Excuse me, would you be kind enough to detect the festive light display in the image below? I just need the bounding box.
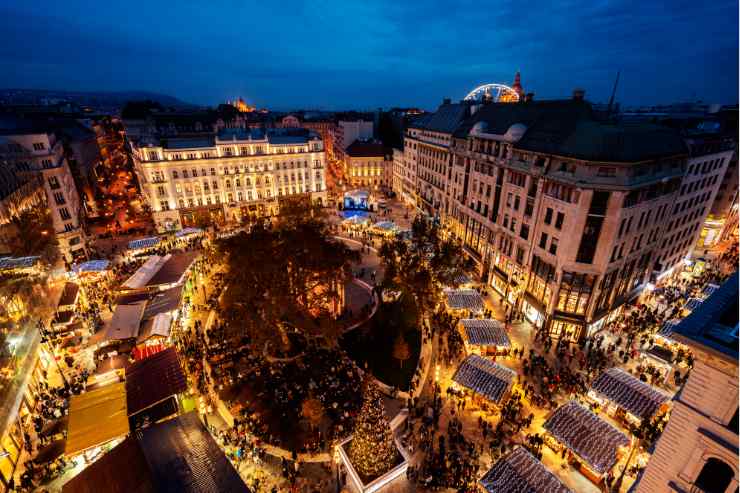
[479,447,572,493]
[348,378,400,480]
[452,355,515,404]
[444,288,484,312]
[461,319,511,348]
[591,368,670,421]
[544,400,629,474]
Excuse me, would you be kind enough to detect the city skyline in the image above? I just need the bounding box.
[1,0,738,110]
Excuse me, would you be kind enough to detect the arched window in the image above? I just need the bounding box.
[695,458,734,493]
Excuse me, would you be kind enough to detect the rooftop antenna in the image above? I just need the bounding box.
[607,71,620,115]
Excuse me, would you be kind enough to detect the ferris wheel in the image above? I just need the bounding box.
[463,83,520,103]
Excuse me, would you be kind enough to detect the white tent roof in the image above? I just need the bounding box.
[122,255,169,289]
[104,301,146,341]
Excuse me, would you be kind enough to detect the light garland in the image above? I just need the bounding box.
[453,355,515,404]
[544,400,629,475]
[590,368,670,421]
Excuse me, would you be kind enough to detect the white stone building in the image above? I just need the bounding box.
[634,273,738,493]
[129,127,327,231]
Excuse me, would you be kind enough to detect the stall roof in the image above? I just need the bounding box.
[126,347,187,416]
[53,310,75,326]
[480,447,572,493]
[0,255,39,271]
[544,400,629,475]
[65,382,129,456]
[137,313,173,343]
[127,236,161,250]
[58,282,80,308]
[142,285,183,319]
[461,319,511,347]
[444,289,484,312]
[137,412,250,492]
[452,355,515,404]
[121,255,168,289]
[62,437,154,493]
[71,260,110,274]
[591,368,670,421]
[145,251,198,287]
[63,413,250,493]
[104,301,146,341]
[175,227,203,238]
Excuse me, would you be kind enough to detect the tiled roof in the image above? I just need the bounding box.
[137,412,250,492]
[58,282,80,307]
[461,319,510,347]
[590,368,670,420]
[125,347,187,416]
[544,400,629,474]
[454,99,687,162]
[411,103,469,134]
[452,355,515,404]
[480,447,572,493]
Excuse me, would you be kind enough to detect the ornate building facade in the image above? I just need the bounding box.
[130,127,327,232]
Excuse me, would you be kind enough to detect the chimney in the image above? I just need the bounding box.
[524,92,534,102]
[443,97,451,105]
[572,88,586,101]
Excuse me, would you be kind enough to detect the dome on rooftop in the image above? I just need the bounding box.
[504,123,527,142]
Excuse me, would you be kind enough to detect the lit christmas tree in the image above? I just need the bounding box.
[348,377,399,479]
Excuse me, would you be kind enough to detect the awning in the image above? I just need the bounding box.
[65,382,129,456]
[71,260,110,274]
[104,302,146,341]
[121,255,167,289]
[127,236,161,251]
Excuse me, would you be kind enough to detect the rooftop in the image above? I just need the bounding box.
[461,319,511,347]
[345,140,386,158]
[479,447,572,493]
[410,102,470,134]
[672,272,739,359]
[590,368,670,420]
[455,99,688,163]
[125,347,187,416]
[544,400,629,474]
[452,355,515,404]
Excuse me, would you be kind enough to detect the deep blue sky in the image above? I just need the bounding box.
[1,0,737,110]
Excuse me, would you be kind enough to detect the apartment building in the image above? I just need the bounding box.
[129,127,327,232]
[634,273,738,493]
[439,97,729,342]
[0,129,86,262]
[343,140,390,191]
[405,100,470,217]
[332,120,373,163]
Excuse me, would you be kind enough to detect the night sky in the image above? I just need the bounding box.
[1,0,737,110]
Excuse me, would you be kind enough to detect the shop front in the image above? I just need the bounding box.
[548,314,585,343]
[522,295,545,329]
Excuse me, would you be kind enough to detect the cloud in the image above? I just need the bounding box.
[0,0,736,109]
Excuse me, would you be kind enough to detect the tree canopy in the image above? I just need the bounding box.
[216,196,358,344]
[379,215,464,316]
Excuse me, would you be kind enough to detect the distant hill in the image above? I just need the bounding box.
[0,89,197,112]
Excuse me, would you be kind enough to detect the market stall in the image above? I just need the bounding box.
[479,446,572,493]
[459,319,511,356]
[65,382,129,458]
[543,400,630,485]
[444,289,484,315]
[588,368,670,426]
[452,355,515,406]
